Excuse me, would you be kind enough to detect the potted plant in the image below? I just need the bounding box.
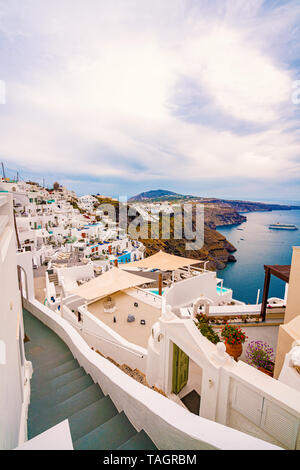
[221,324,247,361]
[245,341,275,377]
[195,314,221,345]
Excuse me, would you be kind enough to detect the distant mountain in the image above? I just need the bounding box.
[128,189,194,202]
[129,189,300,211]
[202,198,300,212]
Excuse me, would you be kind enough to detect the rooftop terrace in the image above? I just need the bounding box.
[87,291,161,349]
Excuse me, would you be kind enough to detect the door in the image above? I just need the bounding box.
[172,343,189,395]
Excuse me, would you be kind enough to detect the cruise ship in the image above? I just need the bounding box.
[269,223,298,230]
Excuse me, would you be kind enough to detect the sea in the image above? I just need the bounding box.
[217,208,300,304]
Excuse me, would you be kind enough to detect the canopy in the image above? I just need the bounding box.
[122,250,201,271]
[70,267,153,302]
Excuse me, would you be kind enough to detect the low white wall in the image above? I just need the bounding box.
[209,304,260,316]
[23,297,278,450]
[56,263,94,285]
[0,196,30,450]
[126,288,162,309]
[225,363,300,449]
[165,272,226,309]
[16,420,73,450]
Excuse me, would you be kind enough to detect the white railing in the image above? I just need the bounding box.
[127,287,163,308]
[208,304,261,316]
[0,214,8,237]
[77,304,147,371]
[62,305,146,361]
[82,328,145,359]
[0,193,10,237]
[0,193,8,208]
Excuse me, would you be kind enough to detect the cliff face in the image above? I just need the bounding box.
[204,203,247,228]
[140,225,237,271]
[95,194,300,272]
[95,196,239,271]
[198,226,237,270]
[203,198,300,212]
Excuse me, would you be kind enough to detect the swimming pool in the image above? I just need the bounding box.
[149,286,230,296]
[216,286,231,294]
[118,252,131,264]
[149,289,165,295]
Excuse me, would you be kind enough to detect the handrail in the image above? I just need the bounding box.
[134,287,162,300]
[81,327,145,358]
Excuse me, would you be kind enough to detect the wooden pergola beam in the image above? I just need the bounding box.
[266,265,290,284]
[158,273,163,296]
[260,264,290,322]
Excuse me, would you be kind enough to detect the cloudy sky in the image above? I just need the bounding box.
[0,0,300,200]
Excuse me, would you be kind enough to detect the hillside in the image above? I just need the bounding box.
[140,226,237,271]
[129,189,193,202]
[129,189,300,212]
[129,212,238,271]
[94,193,299,271]
[203,202,247,228]
[203,198,300,213]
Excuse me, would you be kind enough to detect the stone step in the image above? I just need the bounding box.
[73,411,137,450]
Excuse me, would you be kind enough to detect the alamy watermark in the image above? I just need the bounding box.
[98,197,205,251]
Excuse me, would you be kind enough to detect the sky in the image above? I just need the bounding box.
[0,0,300,200]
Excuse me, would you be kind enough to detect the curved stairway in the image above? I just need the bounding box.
[23,309,157,450]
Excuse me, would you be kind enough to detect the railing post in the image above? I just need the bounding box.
[261,266,271,322]
[158,273,163,296]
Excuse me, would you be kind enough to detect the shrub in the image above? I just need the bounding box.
[221,324,247,345]
[195,314,220,345]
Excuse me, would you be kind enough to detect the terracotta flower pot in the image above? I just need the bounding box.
[258,361,274,377]
[225,341,243,361]
[258,367,273,377]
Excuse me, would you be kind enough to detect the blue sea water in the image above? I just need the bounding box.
[217,210,300,304]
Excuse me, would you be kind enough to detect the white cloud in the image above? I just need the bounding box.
[183,26,292,123]
[0,0,299,193]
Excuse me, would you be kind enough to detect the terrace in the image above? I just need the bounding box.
[87,290,161,349]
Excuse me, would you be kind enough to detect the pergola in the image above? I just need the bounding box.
[123,250,202,271]
[261,265,291,322]
[70,267,154,303]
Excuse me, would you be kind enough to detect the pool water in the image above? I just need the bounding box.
[149,287,229,296]
[118,251,131,263]
[216,286,231,294]
[150,289,165,295]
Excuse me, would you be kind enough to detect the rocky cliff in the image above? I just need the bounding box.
[203,203,247,228]
[95,196,239,271]
[139,222,237,271]
[95,194,300,272]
